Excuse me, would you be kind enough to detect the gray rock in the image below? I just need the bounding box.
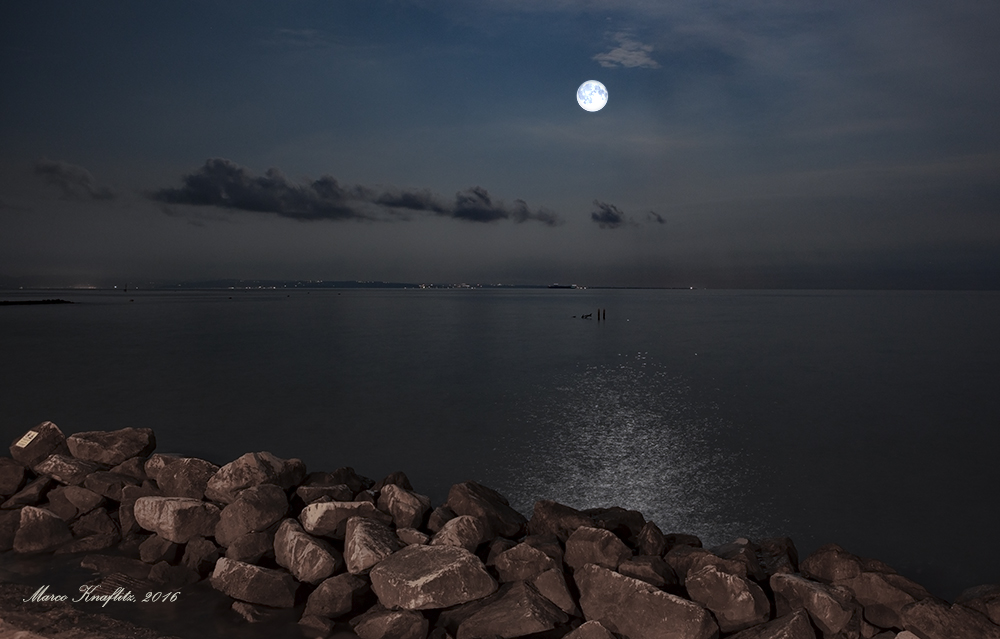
[901,598,1000,639]
[528,499,592,542]
[83,471,141,501]
[398,527,430,545]
[531,567,580,617]
[956,584,1000,625]
[299,500,393,540]
[13,506,73,553]
[686,563,770,633]
[304,572,372,619]
[445,481,527,540]
[210,556,298,608]
[139,534,182,564]
[800,543,864,584]
[637,521,668,557]
[369,544,497,610]
[155,457,219,500]
[133,496,220,543]
[771,572,859,637]
[1,475,55,509]
[430,515,486,553]
[205,451,305,504]
[226,530,275,563]
[564,621,617,639]
[9,421,71,468]
[33,454,101,486]
[66,428,156,466]
[214,483,288,547]
[575,563,719,639]
[727,609,817,639]
[564,525,632,571]
[274,518,344,584]
[617,555,677,589]
[427,504,457,533]
[352,606,429,639]
[378,483,432,529]
[494,542,558,582]
[0,457,28,496]
[346,516,401,575]
[109,457,148,482]
[456,581,569,639]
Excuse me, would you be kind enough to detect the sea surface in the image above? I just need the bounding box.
[2,287,999,624]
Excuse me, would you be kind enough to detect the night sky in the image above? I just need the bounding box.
[2,1,999,288]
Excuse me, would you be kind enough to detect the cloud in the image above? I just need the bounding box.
[591,200,633,229]
[647,211,665,224]
[593,32,661,69]
[34,159,115,201]
[150,158,561,226]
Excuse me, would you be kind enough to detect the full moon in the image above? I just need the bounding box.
[577,80,608,112]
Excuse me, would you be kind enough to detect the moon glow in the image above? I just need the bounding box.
[577,80,608,112]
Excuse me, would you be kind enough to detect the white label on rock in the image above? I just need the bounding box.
[15,431,39,448]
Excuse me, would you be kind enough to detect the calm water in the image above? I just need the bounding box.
[2,288,999,610]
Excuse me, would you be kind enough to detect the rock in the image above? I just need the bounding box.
[456,581,569,639]
[143,453,181,483]
[665,545,747,584]
[43,486,82,521]
[210,557,298,608]
[430,515,486,553]
[0,509,20,550]
[0,457,28,496]
[355,489,377,504]
[83,471,141,501]
[531,567,580,617]
[61,485,105,514]
[80,554,152,580]
[637,521,668,557]
[756,537,800,577]
[565,621,617,639]
[322,467,375,494]
[494,542,558,582]
[274,518,344,584]
[686,563,770,633]
[836,571,934,629]
[727,609,817,639]
[373,470,414,493]
[296,483,354,504]
[565,526,632,571]
[204,451,305,504]
[800,543,863,584]
[299,500,393,540]
[232,601,282,623]
[155,457,219,500]
[771,572,858,637]
[664,533,703,551]
[575,564,718,639]
[528,499,593,542]
[378,483,432,529]
[13,506,73,553]
[369,544,497,610]
[118,483,161,535]
[584,506,646,546]
[66,428,156,466]
[139,534,182,564]
[398,527,430,545]
[9,422,71,468]
[33,454,101,486]
[956,584,1000,625]
[523,533,564,565]
[352,606,429,639]
[901,598,1000,639]
[299,614,337,637]
[214,483,288,547]
[617,555,678,589]
[1,476,55,509]
[109,457,148,482]
[70,507,119,538]
[711,539,767,582]
[54,532,120,554]
[304,572,373,618]
[182,536,220,576]
[445,481,527,540]
[226,530,275,563]
[346,516,401,575]
[133,496,220,543]
[484,537,518,567]
[149,561,201,586]
[427,505,457,533]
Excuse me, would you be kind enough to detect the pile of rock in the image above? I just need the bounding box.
[3,422,999,639]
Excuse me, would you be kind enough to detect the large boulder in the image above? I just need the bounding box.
[139,534,182,564]
[494,542,559,582]
[61,485,105,514]
[665,545,747,584]
[299,500,393,540]
[225,530,275,564]
[565,526,632,571]
[214,483,288,547]
[564,621,618,639]
[378,484,431,529]
[83,471,141,501]
[710,539,767,582]
[456,581,570,639]
[118,483,162,535]
[274,518,343,584]
[346,516,401,575]
[33,455,100,486]
[13,505,73,553]
[617,555,677,589]
[836,571,934,629]
[445,481,527,540]
[0,457,28,496]
[182,536,221,576]
[210,557,298,608]
[66,428,156,466]
[528,499,593,542]
[584,506,646,546]
[531,567,580,617]
[205,452,305,504]
[636,521,668,557]
[1,476,55,509]
[430,515,486,553]
[9,422,71,468]
[369,544,497,610]
[133,496,220,543]
[956,584,1000,625]
[304,573,372,619]
[685,564,770,633]
[155,457,220,500]
[70,507,118,538]
[771,573,859,637]
[756,537,800,577]
[727,609,816,639]
[800,544,863,584]
[351,606,429,639]
[901,598,1000,639]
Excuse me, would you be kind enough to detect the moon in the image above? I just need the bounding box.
[577,80,608,112]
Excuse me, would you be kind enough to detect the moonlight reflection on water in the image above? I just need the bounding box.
[503,352,769,546]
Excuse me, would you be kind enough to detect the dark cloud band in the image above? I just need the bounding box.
[35,159,115,201]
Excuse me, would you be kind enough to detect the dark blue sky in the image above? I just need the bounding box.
[2,0,999,287]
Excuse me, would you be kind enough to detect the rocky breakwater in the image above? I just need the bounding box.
[2,421,1000,639]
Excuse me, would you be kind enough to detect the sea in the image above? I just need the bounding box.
[1,287,998,635]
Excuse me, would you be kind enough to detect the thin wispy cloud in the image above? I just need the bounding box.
[34,159,115,201]
[150,158,562,226]
[591,200,634,229]
[593,32,661,69]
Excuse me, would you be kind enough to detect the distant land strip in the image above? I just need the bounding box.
[0,299,74,305]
